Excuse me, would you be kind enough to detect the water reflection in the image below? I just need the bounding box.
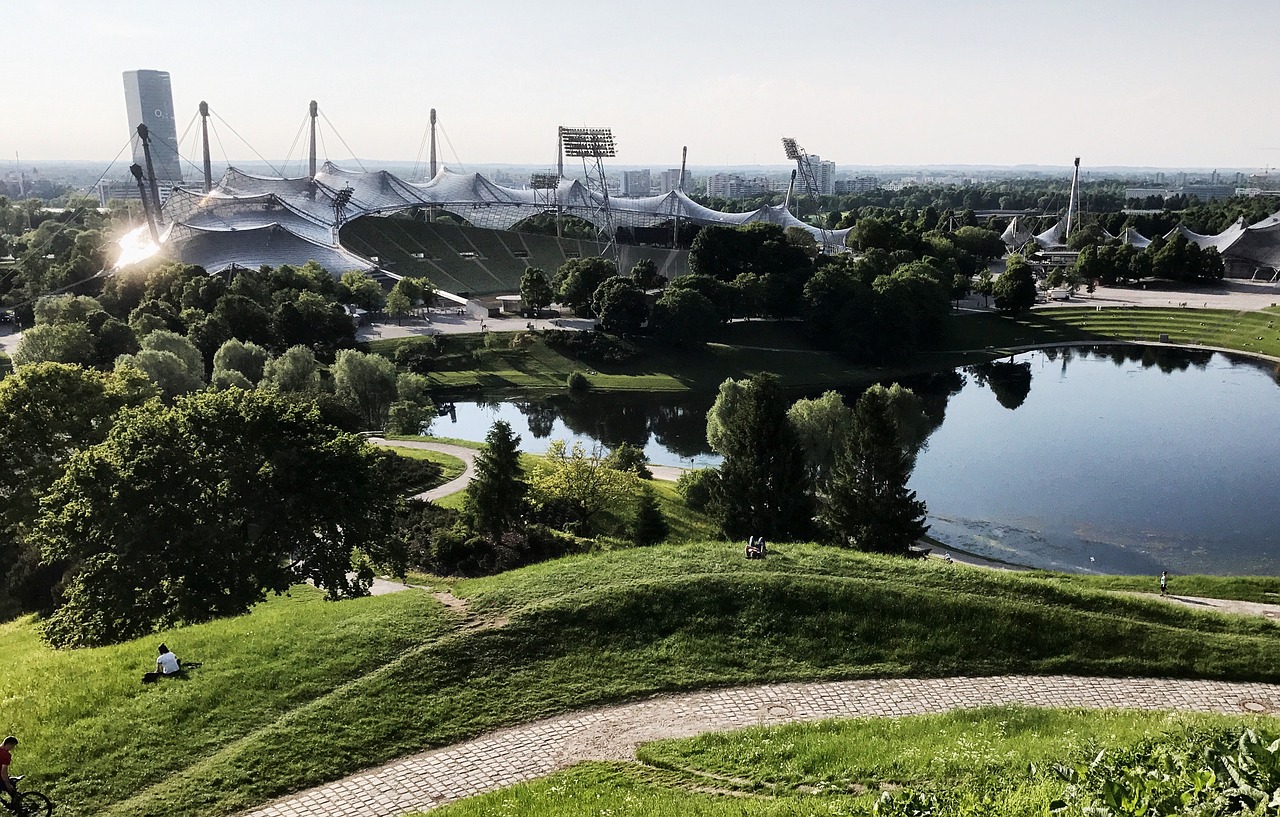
[435,346,1280,574]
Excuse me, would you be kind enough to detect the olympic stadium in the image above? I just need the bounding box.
[147,161,851,298]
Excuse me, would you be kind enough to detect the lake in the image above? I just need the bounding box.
[430,346,1280,575]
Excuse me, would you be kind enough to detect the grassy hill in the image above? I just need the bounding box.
[426,707,1274,816]
[6,544,1280,817]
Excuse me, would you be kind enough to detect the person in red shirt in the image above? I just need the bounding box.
[0,736,17,800]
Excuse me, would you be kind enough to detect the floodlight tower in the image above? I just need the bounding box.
[332,185,355,227]
[782,136,836,254]
[1064,157,1081,241]
[559,125,618,267]
[530,173,560,219]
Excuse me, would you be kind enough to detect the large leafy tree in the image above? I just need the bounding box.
[36,388,394,647]
[648,287,719,346]
[707,373,812,540]
[993,254,1038,313]
[820,384,928,554]
[519,267,554,317]
[463,420,527,541]
[529,440,638,533]
[332,349,398,429]
[591,275,648,334]
[555,257,616,317]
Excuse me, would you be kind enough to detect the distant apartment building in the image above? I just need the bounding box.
[621,169,652,197]
[705,173,771,199]
[659,168,685,193]
[834,176,879,195]
[799,155,835,195]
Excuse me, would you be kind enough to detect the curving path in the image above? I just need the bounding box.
[242,675,1280,817]
[371,438,479,501]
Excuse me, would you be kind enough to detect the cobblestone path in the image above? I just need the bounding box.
[243,675,1280,817]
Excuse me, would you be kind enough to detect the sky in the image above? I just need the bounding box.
[4,0,1278,172]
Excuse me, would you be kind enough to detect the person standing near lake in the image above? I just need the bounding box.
[1160,571,1169,596]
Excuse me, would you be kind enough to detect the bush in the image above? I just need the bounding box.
[603,442,652,479]
[373,449,442,496]
[393,338,441,374]
[543,329,641,363]
[676,468,719,512]
[566,370,591,391]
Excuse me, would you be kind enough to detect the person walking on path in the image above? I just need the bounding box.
[1160,571,1169,596]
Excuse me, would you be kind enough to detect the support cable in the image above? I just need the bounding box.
[208,108,284,176]
[318,109,366,172]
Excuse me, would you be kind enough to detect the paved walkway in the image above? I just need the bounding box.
[242,675,1280,817]
[371,438,478,501]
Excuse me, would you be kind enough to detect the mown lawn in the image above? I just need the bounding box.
[944,306,1280,359]
[425,707,1278,817]
[365,306,1280,398]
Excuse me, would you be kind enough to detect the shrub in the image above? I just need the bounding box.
[543,329,640,363]
[566,370,591,391]
[393,338,441,374]
[603,442,652,479]
[373,448,443,496]
[676,468,719,512]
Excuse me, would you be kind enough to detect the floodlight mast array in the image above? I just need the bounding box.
[559,126,619,267]
[782,137,836,254]
[530,172,561,238]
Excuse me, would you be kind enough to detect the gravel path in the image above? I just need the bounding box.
[242,675,1280,817]
[371,438,478,501]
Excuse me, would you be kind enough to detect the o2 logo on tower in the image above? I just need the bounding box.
[155,109,165,119]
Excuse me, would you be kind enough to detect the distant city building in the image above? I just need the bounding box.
[659,168,685,193]
[123,70,183,184]
[1124,185,1237,203]
[798,154,835,195]
[834,176,879,194]
[621,169,651,197]
[705,173,770,199]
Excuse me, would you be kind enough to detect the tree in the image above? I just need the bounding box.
[649,288,719,346]
[592,275,648,334]
[462,420,527,541]
[975,270,995,306]
[631,487,668,546]
[707,373,812,540]
[668,274,735,321]
[555,257,616,317]
[385,287,412,325]
[212,338,268,385]
[993,254,1037,313]
[787,390,855,493]
[140,329,205,380]
[340,270,387,312]
[386,372,435,435]
[519,267,554,317]
[261,345,322,392]
[11,323,94,367]
[33,294,104,326]
[731,273,768,318]
[36,388,394,647]
[529,440,639,533]
[332,349,398,429]
[629,258,659,290]
[820,384,928,554]
[603,442,652,479]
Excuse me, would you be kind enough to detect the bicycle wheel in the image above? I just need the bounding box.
[14,791,53,817]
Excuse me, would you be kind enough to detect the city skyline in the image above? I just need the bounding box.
[5,0,1279,172]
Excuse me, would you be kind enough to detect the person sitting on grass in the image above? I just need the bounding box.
[143,644,197,683]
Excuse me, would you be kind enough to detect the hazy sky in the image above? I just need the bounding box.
[5,0,1277,171]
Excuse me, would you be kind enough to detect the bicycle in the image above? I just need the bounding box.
[0,777,53,816]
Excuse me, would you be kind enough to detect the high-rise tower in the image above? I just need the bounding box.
[123,70,183,184]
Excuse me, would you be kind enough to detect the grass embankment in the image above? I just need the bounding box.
[6,544,1271,816]
[368,306,1280,398]
[426,707,1273,816]
[946,306,1280,359]
[382,444,467,485]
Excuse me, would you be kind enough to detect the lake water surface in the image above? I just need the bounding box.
[432,346,1280,575]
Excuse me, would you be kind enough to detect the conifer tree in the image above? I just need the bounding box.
[821,384,928,553]
[463,420,526,541]
[631,487,668,546]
